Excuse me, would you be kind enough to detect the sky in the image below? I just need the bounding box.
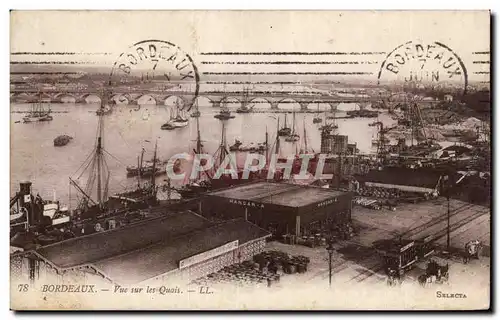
[10,11,490,84]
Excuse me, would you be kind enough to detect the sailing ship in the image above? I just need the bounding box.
[176,116,211,199]
[285,111,300,142]
[313,103,322,123]
[319,111,338,132]
[70,91,158,222]
[278,114,292,136]
[236,87,253,113]
[126,146,167,177]
[22,101,53,123]
[229,137,267,153]
[161,100,189,130]
[214,101,235,120]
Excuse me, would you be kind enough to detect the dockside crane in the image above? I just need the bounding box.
[369,121,396,162]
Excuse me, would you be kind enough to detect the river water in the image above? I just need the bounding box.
[10,102,396,205]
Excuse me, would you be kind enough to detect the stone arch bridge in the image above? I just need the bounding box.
[10,89,430,110]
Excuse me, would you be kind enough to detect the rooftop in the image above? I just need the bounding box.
[32,212,271,285]
[207,182,347,208]
[93,219,270,285]
[35,211,213,269]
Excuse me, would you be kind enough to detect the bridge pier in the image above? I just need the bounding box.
[358,102,370,110]
[330,102,339,111]
[211,99,222,108]
[299,103,309,111]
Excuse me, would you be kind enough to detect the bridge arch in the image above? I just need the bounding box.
[79,94,102,104]
[336,102,360,112]
[12,92,32,102]
[136,94,157,105]
[305,101,332,111]
[111,94,130,105]
[53,92,78,103]
[163,95,184,107]
[276,98,302,111]
[39,92,52,102]
[193,96,212,109]
[248,97,272,109]
[213,96,241,109]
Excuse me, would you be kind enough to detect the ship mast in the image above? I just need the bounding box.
[151,140,158,188]
[265,126,269,163]
[70,88,111,211]
[275,117,280,155]
[303,118,308,153]
[96,113,104,204]
[217,122,229,168]
[195,116,202,181]
[196,116,202,155]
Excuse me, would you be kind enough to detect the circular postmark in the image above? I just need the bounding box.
[109,40,199,111]
[378,41,468,96]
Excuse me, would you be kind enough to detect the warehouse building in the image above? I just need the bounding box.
[11,211,271,286]
[200,182,353,237]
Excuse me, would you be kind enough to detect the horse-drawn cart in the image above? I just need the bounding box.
[418,259,449,287]
[463,240,482,264]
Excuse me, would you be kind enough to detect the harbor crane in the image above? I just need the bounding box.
[369,121,397,162]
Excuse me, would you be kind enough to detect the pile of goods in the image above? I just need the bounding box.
[354,197,382,210]
[254,251,310,275]
[296,235,327,248]
[357,186,403,199]
[357,187,431,204]
[191,251,310,288]
[331,223,356,240]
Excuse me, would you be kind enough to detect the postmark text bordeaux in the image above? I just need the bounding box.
[110,40,199,110]
[378,41,468,94]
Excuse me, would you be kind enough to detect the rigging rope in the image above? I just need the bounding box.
[102,149,127,168]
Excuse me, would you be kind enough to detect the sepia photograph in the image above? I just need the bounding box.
[8,10,491,310]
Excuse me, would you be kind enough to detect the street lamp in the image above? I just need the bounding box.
[326,239,335,287]
[442,174,455,253]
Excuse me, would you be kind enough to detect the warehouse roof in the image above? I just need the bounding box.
[93,219,270,285]
[207,182,348,208]
[355,167,443,190]
[31,212,270,285]
[35,211,213,269]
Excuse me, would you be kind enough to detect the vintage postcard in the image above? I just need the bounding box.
[9,10,491,310]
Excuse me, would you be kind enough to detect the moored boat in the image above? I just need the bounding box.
[53,135,73,147]
[284,111,300,142]
[278,114,292,136]
[214,109,235,120]
[313,103,322,123]
[22,101,53,123]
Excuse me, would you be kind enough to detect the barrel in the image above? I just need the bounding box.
[276,264,284,276]
[297,263,307,273]
[267,277,275,287]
